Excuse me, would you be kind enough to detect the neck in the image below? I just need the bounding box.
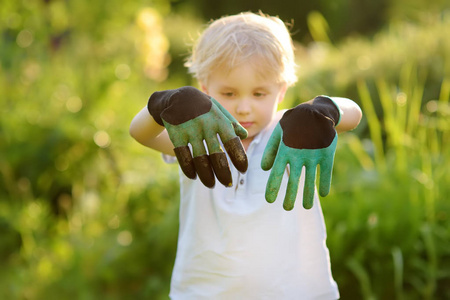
[241,137,253,151]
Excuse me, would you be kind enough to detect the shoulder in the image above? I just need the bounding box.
[275,109,287,121]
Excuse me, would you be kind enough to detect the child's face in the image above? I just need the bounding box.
[202,63,287,148]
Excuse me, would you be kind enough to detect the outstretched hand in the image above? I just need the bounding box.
[261,96,341,210]
[148,87,248,188]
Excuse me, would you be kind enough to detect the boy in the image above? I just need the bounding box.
[130,12,362,299]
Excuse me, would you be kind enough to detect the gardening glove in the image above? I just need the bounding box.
[147,86,248,188]
[261,96,342,210]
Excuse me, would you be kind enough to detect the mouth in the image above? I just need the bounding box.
[239,122,254,129]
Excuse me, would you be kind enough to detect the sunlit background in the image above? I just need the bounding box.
[1,0,449,299]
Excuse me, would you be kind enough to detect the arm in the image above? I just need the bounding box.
[129,106,175,156]
[332,97,363,133]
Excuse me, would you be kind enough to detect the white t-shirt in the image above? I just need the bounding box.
[165,110,339,300]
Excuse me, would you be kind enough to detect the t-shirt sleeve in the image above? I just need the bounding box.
[162,153,177,164]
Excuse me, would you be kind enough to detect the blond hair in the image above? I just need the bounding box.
[185,12,297,86]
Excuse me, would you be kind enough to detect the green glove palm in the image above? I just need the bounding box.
[148,86,248,188]
[261,96,341,210]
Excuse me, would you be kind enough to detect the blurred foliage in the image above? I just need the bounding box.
[291,11,450,111]
[1,0,449,299]
[173,0,388,42]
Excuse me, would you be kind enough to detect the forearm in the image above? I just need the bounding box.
[129,106,175,155]
[330,97,362,133]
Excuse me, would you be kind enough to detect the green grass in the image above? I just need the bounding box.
[324,68,450,299]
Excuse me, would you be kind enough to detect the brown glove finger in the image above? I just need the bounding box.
[174,146,197,180]
[223,136,248,173]
[203,130,232,187]
[193,155,215,188]
[209,152,232,187]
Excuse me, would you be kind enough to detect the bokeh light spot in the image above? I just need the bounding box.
[66,96,83,113]
[17,30,34,48]
[115,64,131,80]
[117,231,133,246]
[94,131,111,148]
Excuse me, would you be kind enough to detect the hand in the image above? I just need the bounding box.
[261,96,341,210]
[148,86,248,188]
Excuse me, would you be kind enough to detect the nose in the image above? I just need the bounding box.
[236,98,251,115]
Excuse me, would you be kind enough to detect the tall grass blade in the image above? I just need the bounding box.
[421,224,437,300]
[392,247,404,300]
[396,64,413,140]
[407,69,426,136]
[439,77,450,104]
[376,79,394,143]
[347,258,375,300]
[376,79,406,172]
[357,80,386,171]
[438,77,450,151]
[307,11,332,44]
[346,134,375,170]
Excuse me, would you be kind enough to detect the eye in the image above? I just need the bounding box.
[221,92,235,97]
[254,92,267,98]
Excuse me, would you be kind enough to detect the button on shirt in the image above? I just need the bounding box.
[164,110,339,300]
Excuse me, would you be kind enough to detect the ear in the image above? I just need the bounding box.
[277,83,288,103]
